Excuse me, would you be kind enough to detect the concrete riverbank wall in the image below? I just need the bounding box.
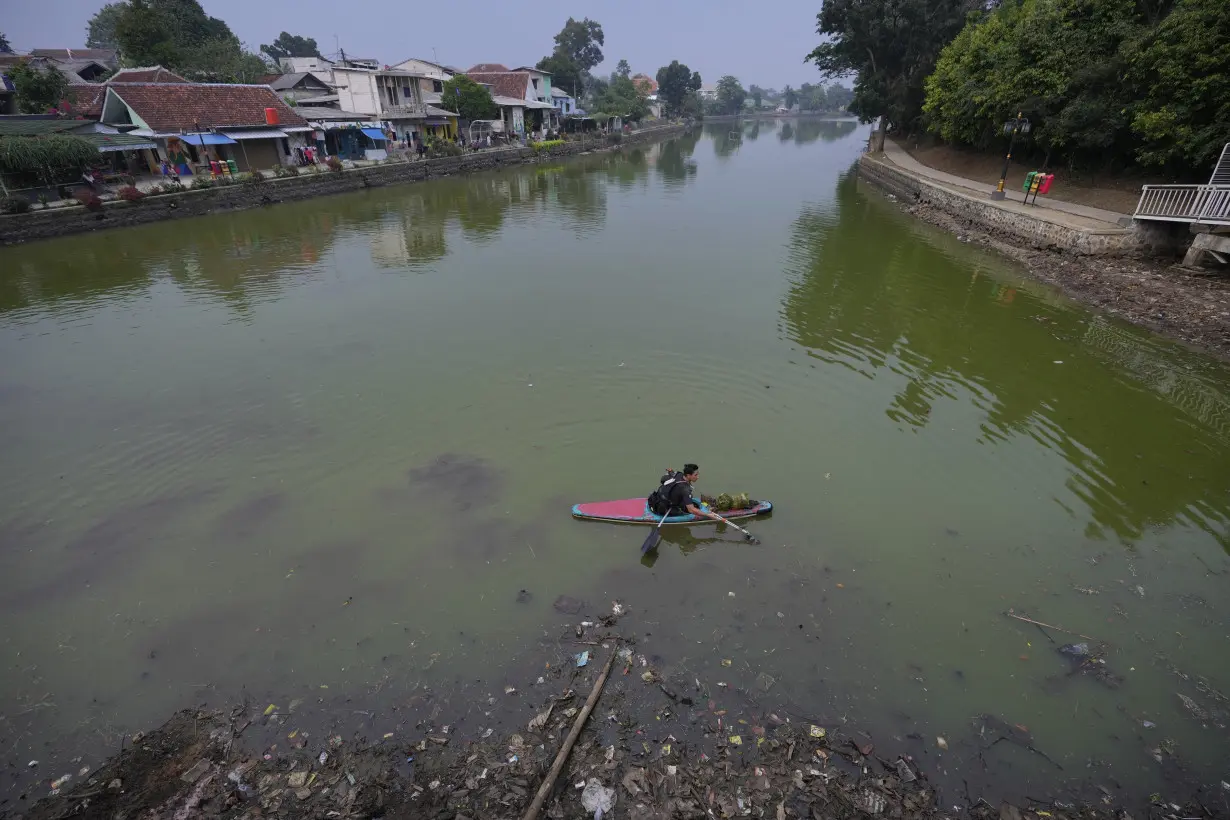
[0,124,687,246]
[857,153,1189,258]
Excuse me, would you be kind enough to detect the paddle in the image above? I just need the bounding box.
[641,509,672,554]
[707,510,761,544]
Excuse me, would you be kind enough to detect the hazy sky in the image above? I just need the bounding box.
[3,0,827,89]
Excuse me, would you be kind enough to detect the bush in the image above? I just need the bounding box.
[606,132,623,145]
[326,156,344,173]
[1,195,31,214]
[192,176,213,189]
[245,170,266,184]
[73,188,103,211]
[531,139,565,153]
[425,137,462,158]
[273,164,300,178]
[117,185,146,202]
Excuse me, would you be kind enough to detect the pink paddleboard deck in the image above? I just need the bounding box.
[571,498,773,525]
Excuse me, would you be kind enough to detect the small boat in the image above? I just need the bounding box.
[571,498,773,525]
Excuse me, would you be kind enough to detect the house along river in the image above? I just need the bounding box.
[1,120,1227,809]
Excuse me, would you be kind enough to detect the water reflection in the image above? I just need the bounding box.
[781,172,1230,550]
[656,131,701,189]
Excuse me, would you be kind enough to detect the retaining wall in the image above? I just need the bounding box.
[0,125,687,246]
[857,153,1185,258]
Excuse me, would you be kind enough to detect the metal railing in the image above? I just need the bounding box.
[1134,184,1230,225]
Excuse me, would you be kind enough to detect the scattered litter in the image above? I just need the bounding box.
[896,759,916,782]
[263,704,277,716]
[936,736,948,750]
[581,778,617,818]
[180,760,211,784]
[612,601,625,616]
[728,591,736,598]
[287,772,307,789]
[318,751,328,765]
[50,774,72,791]
[721,659,733,667]
[504,686,517,695]
[1142,720,1156,729]
[809,725,826,739]
[576,650,590,668]
[729,735,742,746]
[508,755,519,764]
[1059,643,1090,658]
[27,761,38,768]
[1053,360,1064,364]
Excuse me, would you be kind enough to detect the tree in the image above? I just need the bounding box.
[442,74,498,121]
[1129,0,1230,171]
[537,52,582,99]
[115,0,269,83]
[553,17,605,72]
[655,60,702,115]
[592,75,648,121]
[86,2,127,50]
[716,75,747,115]
[806,0,978,131]
[260,31,320,64]
[784,85,798,109]
[923,0,1144,170]
[182,36,269,82]
[615,59,631,78]
[0,30,12,52]
[9,60,71,114]
[749,84,766,108]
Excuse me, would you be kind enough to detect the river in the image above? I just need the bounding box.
[1,119,1227,808]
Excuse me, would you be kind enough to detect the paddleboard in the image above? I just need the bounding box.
[571,498,773,525]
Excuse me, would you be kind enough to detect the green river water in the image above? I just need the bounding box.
[1,120,1228,808]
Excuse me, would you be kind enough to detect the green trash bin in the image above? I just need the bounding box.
[1022,171,1038,193]
[226,159,239,177]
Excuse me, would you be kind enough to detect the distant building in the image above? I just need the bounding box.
[700,83,719,100]
[550,86,576,116]
[260,71,333,103]
[333,66,457,142]
[30,48,119,69]
[99,82,312,173]
[109,66,190,84]
[465,65,558,137]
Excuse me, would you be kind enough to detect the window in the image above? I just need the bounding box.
[532,78,539,90]
[433,80,443,93]
[403,85,413,100]
[281,138,290,156]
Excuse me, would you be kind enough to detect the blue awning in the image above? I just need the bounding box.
[360,128,387,140]
[179,133,238,145]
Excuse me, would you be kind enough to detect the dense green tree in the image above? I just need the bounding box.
[784,85,798,109]
[86,3,128,50]
[442,74,498,121]
[553,17,605,72]
[655,60,702,115]
[537,52,582,98]
[584,74,608,108]
[1128,0,1230,171]
[615,59,630,78]
[715,75,747,115]
[116,0,179,66]
[806,0,978,130]
[9,60,70,113]
[115,0,268,82]
[923,0,1147,170]
[592,75,648,121]
[0,30,12,52]
[260,32,320,64]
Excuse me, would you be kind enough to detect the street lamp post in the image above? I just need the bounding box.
[991,112,1031,201]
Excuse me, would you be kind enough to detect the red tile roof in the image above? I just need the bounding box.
[109,66,190,84]
[72,85,107,119]
[466,72,529,100]
[106,83,309,132]
[468,63,509,73]
[31,48,118,64]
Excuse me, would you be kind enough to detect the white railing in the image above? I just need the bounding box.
[383,102,428,117]
[1134,184,1230,225]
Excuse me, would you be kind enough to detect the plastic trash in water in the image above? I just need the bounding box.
[50,774,72,791]
[576,650,589,668]
[580,778,617,819]
[318,751,328,765]
[1058,643,1090,658]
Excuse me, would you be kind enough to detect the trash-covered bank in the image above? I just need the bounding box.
[11,616,1224,820]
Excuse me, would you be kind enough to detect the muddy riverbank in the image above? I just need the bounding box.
[9,615,1226,820]
[859,179,1230,361]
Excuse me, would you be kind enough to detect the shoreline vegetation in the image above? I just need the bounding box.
[14,622,1217,820]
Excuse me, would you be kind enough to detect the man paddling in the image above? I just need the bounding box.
[649,464,721,521]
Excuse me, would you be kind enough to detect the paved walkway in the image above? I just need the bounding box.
[882,139,1131,228]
